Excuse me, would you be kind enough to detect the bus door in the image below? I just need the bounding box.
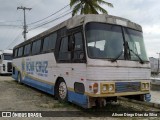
[57,30,72,82]
[69,28,87,94]
[56,27,86,94]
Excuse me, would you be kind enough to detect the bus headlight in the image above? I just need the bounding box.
[141,82,150,91]
[109,84,114,91]
[102,85,107,91]
[141,83,145,89]
[145,83,149,89]
[101,83,115,94]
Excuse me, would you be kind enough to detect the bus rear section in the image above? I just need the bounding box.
[0,50,13,75]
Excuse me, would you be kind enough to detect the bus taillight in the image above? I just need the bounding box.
[93,83,98,94]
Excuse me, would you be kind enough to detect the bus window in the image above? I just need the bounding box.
[14,49,18,58]
[24,44,31,56]
[43,32,57,52]
[73,32,85,61]
[49,32,57,50]
[43,36,50,52]
[18,47,24,57]
[74,33,83,51]
[3,54,13,60]
[32,40,41,55]
[58,37,71,61]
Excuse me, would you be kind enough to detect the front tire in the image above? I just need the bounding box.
[56,79,68,102]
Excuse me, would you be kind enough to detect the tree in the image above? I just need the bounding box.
[70,0,113,16]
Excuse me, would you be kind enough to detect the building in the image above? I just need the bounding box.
[149,57,160,73]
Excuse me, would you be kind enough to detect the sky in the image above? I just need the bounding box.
[0,0,159,58]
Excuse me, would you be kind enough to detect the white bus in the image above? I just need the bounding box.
[0,50,13,75]
[12,14,151,108]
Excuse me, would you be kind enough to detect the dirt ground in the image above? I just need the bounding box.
[0,76,159,120]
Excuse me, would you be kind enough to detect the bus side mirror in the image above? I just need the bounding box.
[0,56,1,60]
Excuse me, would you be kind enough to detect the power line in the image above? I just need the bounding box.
[6,33,22,49]
[0,20,22,23]
[28,11,72,31]
[0,24,22,28]
[27,4,69,25]
[29,8,71,28]
[0,24,22,26]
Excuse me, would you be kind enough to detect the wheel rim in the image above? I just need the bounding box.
[59,82,67,100]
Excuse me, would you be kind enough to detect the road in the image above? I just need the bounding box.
[150,91,160,104]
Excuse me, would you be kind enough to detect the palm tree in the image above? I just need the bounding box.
[70,0,113,16]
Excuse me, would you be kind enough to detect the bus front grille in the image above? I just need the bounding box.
[7,62,12,72]
[115,82,140,93]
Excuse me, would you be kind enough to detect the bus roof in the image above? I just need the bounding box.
[14,14,142,49]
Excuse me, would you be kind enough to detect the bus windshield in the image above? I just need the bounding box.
[86,22,124,59]
[3,54,13,60]
[85,22,148,62]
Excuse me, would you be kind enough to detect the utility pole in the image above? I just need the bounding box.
[17,6,32,41]
[157,53,160,74]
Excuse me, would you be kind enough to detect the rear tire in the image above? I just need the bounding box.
[55,79,68,103]
[18,73,22,84]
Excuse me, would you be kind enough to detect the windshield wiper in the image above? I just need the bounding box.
[124,41,144,64]
[111,41,144,64]
[111,51,123,62]
[128,48,144,64]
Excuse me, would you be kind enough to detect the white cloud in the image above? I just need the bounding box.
[106,0,160,57]
[0,0,159,58]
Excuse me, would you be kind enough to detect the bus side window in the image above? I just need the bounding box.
[73,32,85,62]
[32,40,41,55]
[58,36,71,61]
[42,32,57,52]
[43,36,50,52]
[18,47,24,57]
[49,32,57,50]
[14,49,18,58]
[24,44,31,56]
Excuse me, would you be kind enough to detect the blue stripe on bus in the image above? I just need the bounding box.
[22,76,54,95]
[12,69,88,108]
[68,91,88,108]
[23,77,88,108]
[12,70,19,81]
